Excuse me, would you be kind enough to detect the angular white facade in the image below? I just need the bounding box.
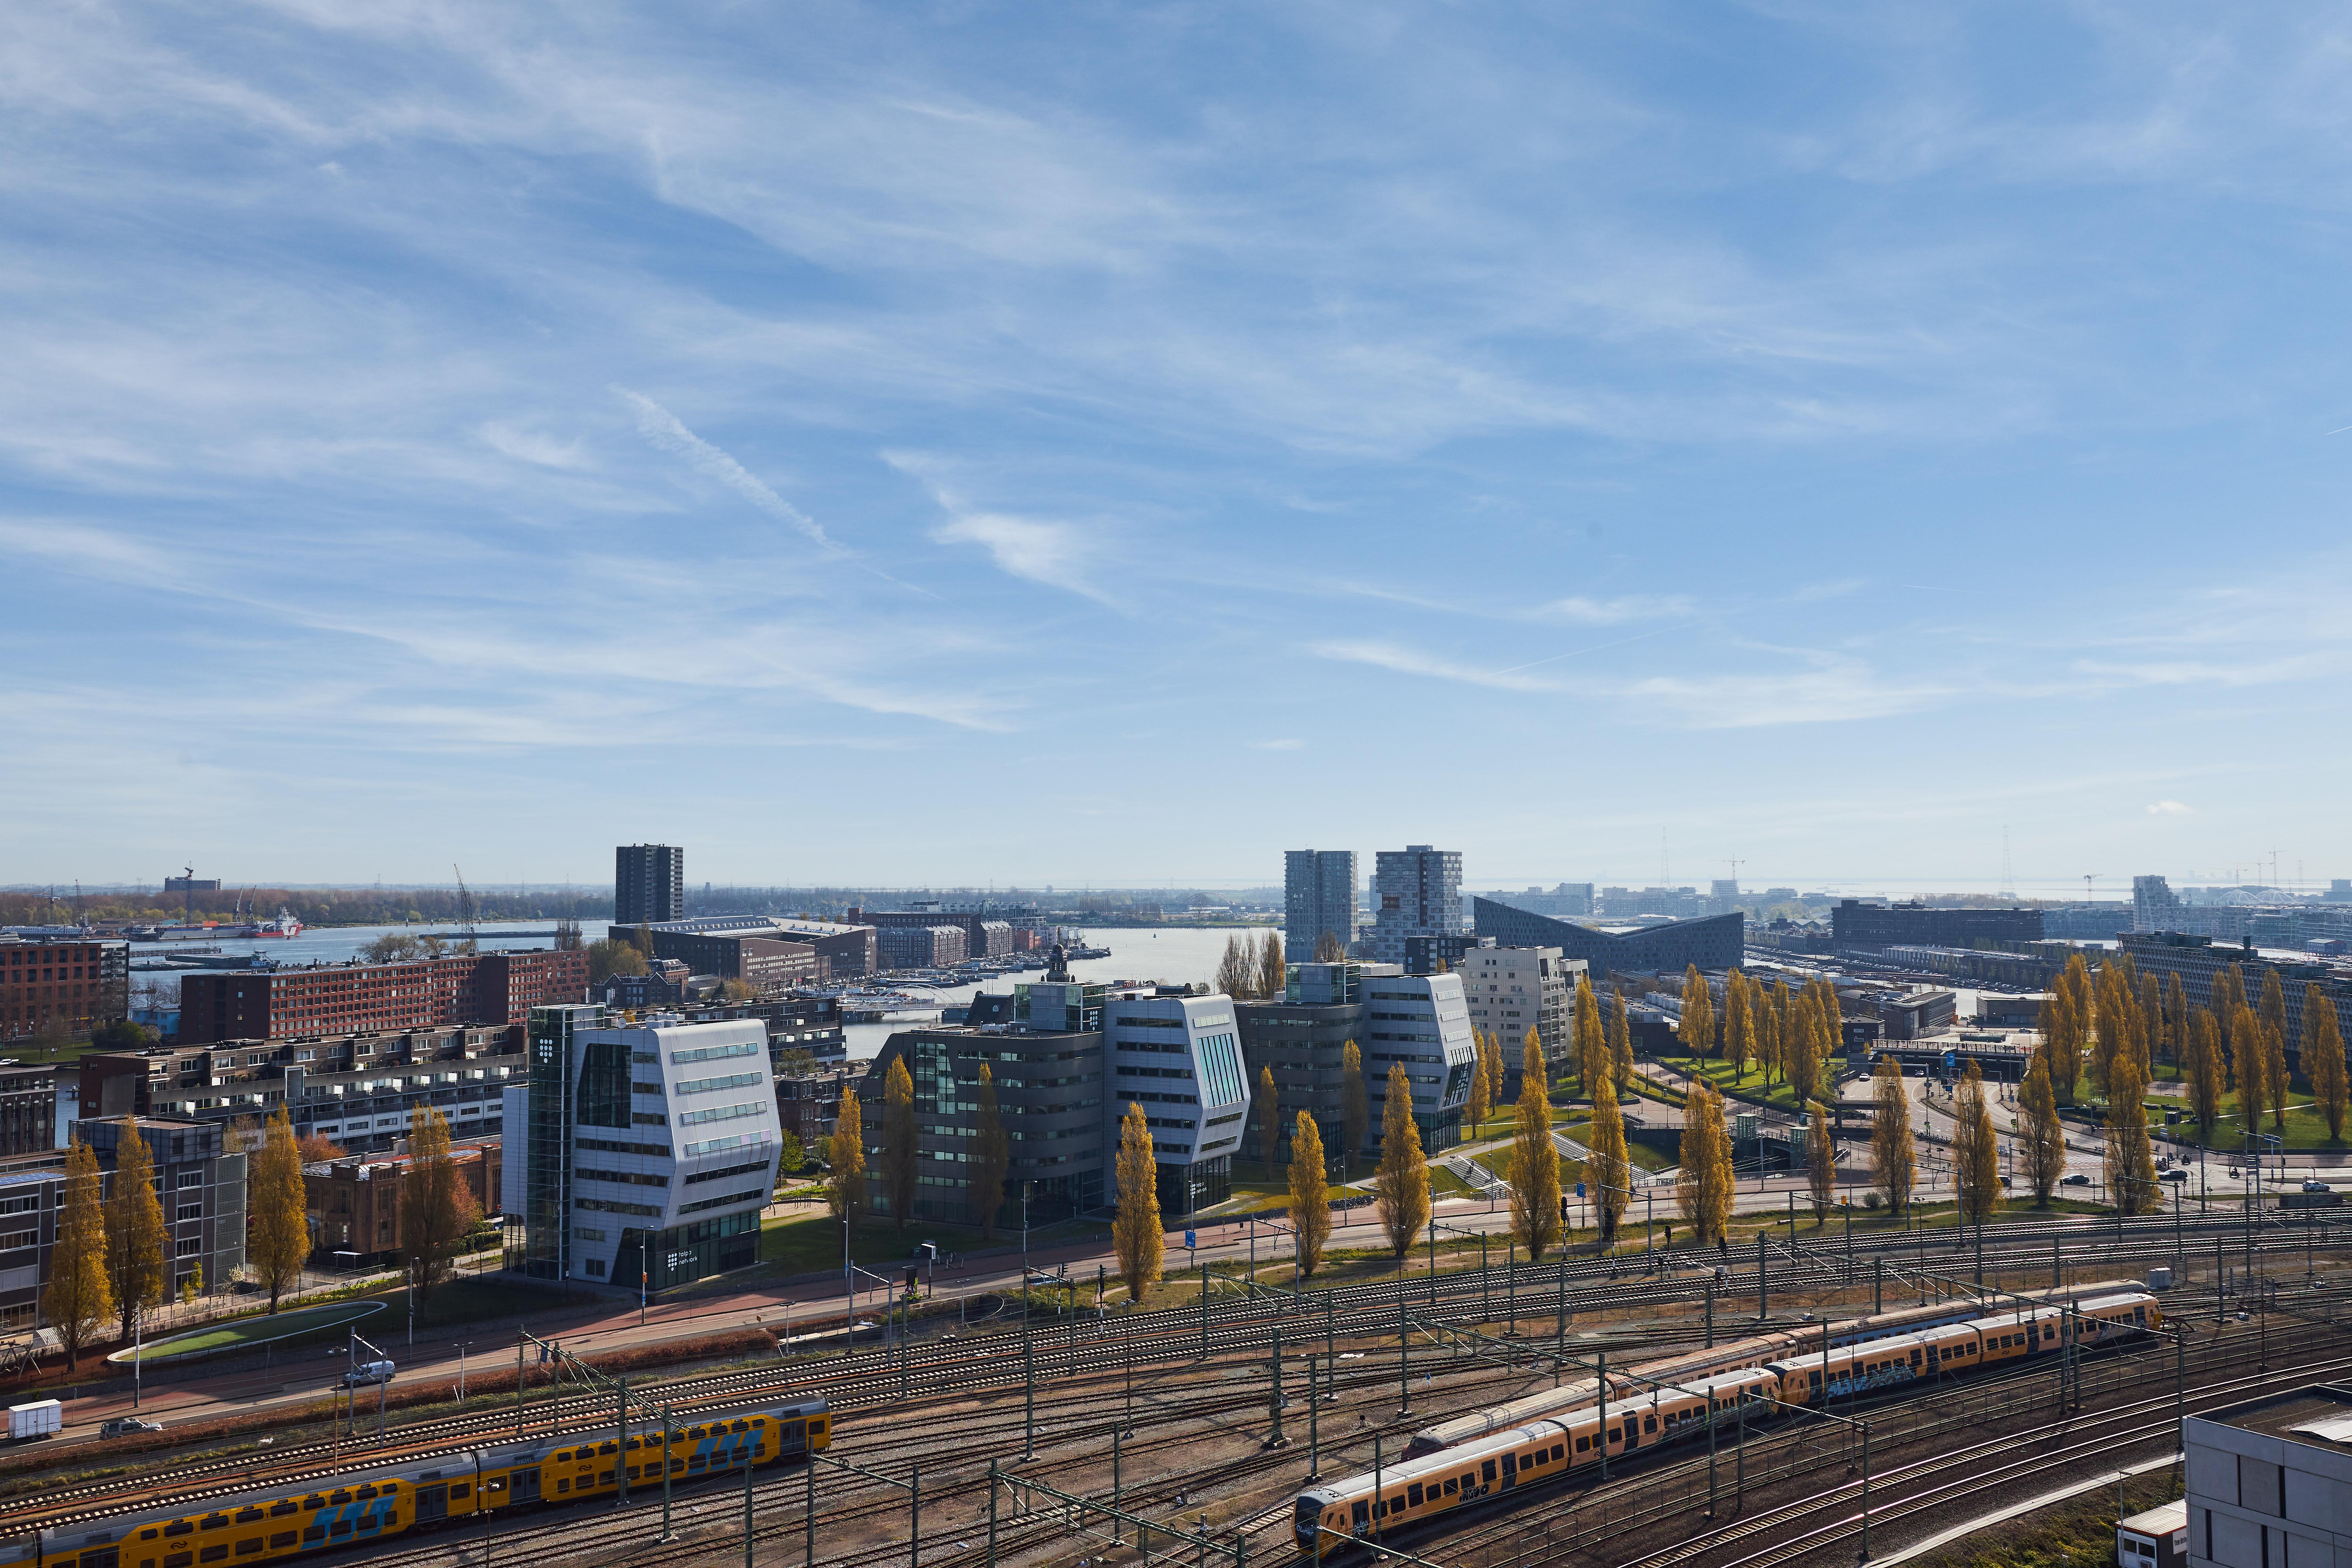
[1356,967,1477,1150]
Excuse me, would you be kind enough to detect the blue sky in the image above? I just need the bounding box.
[5,3,2351,896]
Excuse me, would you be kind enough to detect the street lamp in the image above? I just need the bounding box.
[453,1340,473,1401]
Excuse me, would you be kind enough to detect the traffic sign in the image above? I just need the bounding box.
[1185,1229,1197,1250]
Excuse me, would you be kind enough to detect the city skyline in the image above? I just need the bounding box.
[6,8,2352,885]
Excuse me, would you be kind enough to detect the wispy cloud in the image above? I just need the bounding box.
[615,389,836,552]
[1531,594,1694,624]
[2147,799,2193,815]
[1311,641,1570,694]
[887,452,1113,606]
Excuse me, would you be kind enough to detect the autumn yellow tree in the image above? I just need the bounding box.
[1814,977,1844,1068]
[106,1118,167,1346]
[1373,1063,1431,1258]
[2019,1052,2067,1204]
[1678,965,1716,1063]
[1784,992,1821,1104]
[248,1106,309,1314]
[1721,971,1754,1079]
[1340,1040,1368,1179]
[1583,1072,1631,1246]
[1465,1032,1492,1136]
[970,1062,1010,1238]
[1757,983,1783,1085]
[2163,974,2189,1078]
[1869,1057,1915,1215]
[1676,1082,1733,1246]
[402,1106,479,1300]
[1484,1032,1510,1115]
[1572,974,1606,1095]
[1806,1100,1836,1222]
[1289,1112,1331,1277]
[1609,991,1636,1094]
[2304,987,2348,1142]
[41,1140,110,1371]
[2184,1009,2225,1144]
[1508,1034,1562,1260]
[2105,1041,2160,1215]
[1953,1060,2001,1226]
[1111,1103,1163,1301]
[825,1082,866,1225]
[2230,1002,2270,1134]
[2259,969,2291,1131]
[881,1056,917,1229]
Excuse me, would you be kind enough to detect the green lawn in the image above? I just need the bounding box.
[118,1299,386,1364]
[1673,1056,1817,1112]
[2034,1071,2348,1154]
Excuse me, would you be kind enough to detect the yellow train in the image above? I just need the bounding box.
[1297,1292,2158,1551]
[9,1400,829,1568]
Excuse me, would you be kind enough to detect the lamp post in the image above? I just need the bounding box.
[453,1340,473,1402]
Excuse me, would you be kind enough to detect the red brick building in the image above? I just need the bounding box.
[304,1136,501,1262]
[178,950,586,1045]
[0,939,129,1041]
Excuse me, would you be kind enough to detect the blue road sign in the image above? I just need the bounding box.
[1185,1229,1197,1250]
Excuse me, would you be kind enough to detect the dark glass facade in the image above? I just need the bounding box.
[520,1003,603,1281]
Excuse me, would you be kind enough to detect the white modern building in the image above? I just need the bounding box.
[1458,946,1579,1073]
[1100,988,1250,1214]
[1357,966,1478,1151]
[1360,846,1464,966]
[506,1006,780,1292]
[2186,1385,2352,1568]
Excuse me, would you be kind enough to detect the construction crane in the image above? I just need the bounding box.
[453,863,479,950]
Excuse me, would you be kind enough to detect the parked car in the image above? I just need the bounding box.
[2061,1173,2092,1186]
[2303,1180,2333,1194]
[341,1360,396,1388]
[2160,1169,2189,1183]
[99,1417,163,1438]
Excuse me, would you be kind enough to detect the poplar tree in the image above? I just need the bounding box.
[1868,1057,1915,1215]
[1313,931,1346,962]
[1677,965,1715,1063]
[1583,1071,1632,1246]
[42,1140,110,1372]
[2186,1009,2225,1143]
[1465,1033,1492,1136]
[1111,1103,1163,1301]
[2305,988,2347,1141]
[1722,971,1753,1079]
[970,1062,1009,1238]
[825,1083,866,1226]
[1676,1083,1732,1246]
[2230,1002,2269,1134]
[2259,969,2291,1130]
[1784,993,1820,1104]
[1289,1112,1331,1277]
[1485,1032,1511,1112]
[2020,1054,2067,1204]
[402,1105,478,1299]
[2104,1040,2158,1213]
[2213,965,2244,1064]
[1256,1064,1281,1171]
[1571,974,1606,1096]
[1954,1061,2001,1227]
[106,1118,167,1346]
[1805,1100,1836,1223]
[1214,935,1255,999]
[1609,992,1636,1094]
[248,1106,309,1314]
[1507,1033,1562,1260]
[1524,1026,1545,1094]
[881,1056,918,1229]
[1816,978,1844,1067]
[2138,972,2163,1074]
[2043,958,2088,1104]
[1340,1041,1368,1180]
[2164,974,2189,1078]
[1257,932,1286,999]
[1373,1063,1431,1259]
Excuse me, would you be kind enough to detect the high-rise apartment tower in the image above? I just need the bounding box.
[615,843,685,926]
[1284,850,1359,962]
[1360,846,1463,966]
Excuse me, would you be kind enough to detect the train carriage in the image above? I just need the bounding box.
[2,1401,828,1568]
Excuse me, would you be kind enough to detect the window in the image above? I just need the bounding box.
[175,1239,201,1257]
[177,1171,202,1189]
[177,1204,202,1221]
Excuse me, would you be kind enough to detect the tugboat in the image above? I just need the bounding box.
[250,907,304,939]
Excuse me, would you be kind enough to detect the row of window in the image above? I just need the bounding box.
[577,1168,669,1189]
[675,1070,766,1097]
[576,1197,662,1218]
[676,1101,767,1128]
[577,1137,669,1158]
[684,1158,770,1186]
[671,1041,761,1064]
[678,1187,767,1216]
